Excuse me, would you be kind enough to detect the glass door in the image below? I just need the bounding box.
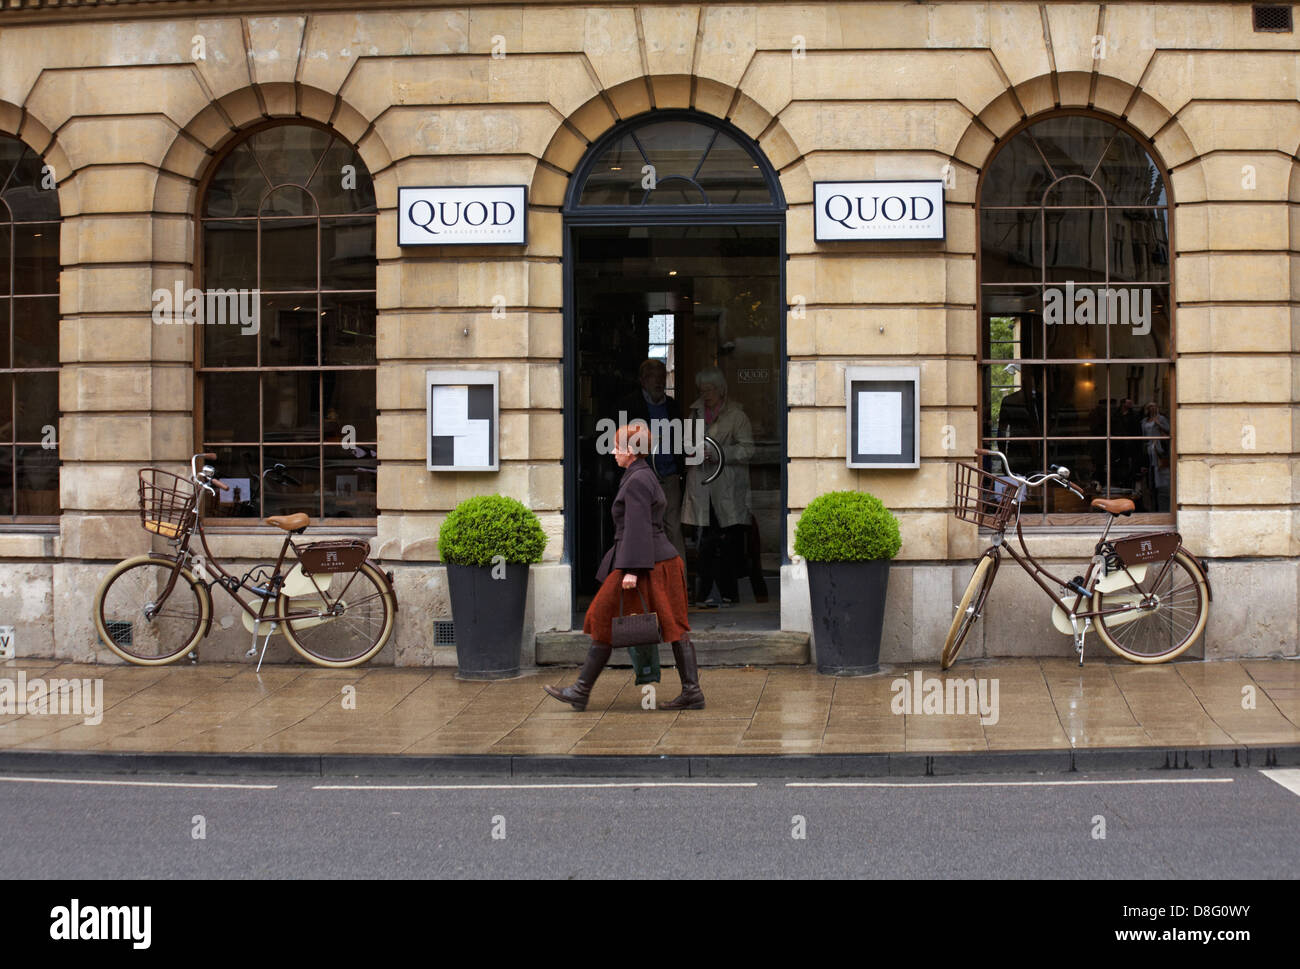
[571,222,782,626]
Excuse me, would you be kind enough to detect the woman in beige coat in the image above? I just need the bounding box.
[681,366,753,606]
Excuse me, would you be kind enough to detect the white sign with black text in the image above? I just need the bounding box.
[814,181,945,241]
[399,186,527,246]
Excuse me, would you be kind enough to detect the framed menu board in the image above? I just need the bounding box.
[845,366,920,469]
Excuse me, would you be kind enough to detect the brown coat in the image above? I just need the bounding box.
[595,458,680,582]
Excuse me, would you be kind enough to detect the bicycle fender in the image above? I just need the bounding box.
[1180,547,1212,602]
[375,562,399,613]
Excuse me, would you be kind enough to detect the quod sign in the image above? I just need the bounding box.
[398,185,527,246]
[814,180,945,241]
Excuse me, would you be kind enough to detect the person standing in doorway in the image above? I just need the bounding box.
[615,358,685,560]
[681,366,754,608]
[544,423,703,712]
[1141,401,1171,512]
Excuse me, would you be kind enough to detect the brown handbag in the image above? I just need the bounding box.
[611,585,663,647]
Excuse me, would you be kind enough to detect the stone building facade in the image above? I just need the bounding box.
[0,0,1295,666]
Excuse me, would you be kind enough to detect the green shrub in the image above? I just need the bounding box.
[438,495,547,567]
[793,490,901,562]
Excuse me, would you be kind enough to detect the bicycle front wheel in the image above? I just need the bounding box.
[94,555,209,665]
[942,553,997,669]
[1092,549,1208,663]
[278,562,395,668]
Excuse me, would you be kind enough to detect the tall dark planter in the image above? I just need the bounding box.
[806,560,890,675]
[446,562,530,679]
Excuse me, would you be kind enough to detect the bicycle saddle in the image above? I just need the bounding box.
[266,513,310,532]
[1090,497,1135,516]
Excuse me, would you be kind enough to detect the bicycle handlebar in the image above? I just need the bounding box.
[1025,471,1087,500]
[977,448,1088,500]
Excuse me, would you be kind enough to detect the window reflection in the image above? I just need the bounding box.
[0,135,60,519]
[980,116,1173,520]
[198,124,377,519]
[579,120,775,207]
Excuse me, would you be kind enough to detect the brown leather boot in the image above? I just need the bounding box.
[543,643,611,711]
[661,636,705,710]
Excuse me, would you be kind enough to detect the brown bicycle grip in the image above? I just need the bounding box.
[211,478,231,492]
[200,452,218,461]
[974,448,996,456]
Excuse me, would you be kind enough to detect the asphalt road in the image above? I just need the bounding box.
[2,768,1298,879]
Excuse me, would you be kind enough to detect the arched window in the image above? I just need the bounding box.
[979,114,1172,521]
[0,136,60,520]
[571,113,783,208]
[198,123,377,520]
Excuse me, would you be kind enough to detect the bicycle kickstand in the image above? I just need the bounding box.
[256,623,278,674]
[1070,617,1092,667]
[246,619,278,673]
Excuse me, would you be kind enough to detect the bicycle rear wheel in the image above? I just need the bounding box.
[942,553,997,669]
[94,555,209,665]
[1092,549,1208,663]
[277,562,395,668]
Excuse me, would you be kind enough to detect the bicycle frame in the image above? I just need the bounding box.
[988,505,1160,623]
[145,461,392,644]
[971,446,1204,626]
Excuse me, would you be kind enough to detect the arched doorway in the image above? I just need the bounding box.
[562,110,787,626]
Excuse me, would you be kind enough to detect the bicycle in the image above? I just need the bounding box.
[93,453,398,669]
[942,447,1211,668]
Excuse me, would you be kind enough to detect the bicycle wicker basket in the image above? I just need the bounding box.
[953,461,1020,530]
[138,468,197,539]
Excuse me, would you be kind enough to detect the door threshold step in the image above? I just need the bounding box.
[535,630,810,666]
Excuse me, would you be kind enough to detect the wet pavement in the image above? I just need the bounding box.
[2,656,1298,757]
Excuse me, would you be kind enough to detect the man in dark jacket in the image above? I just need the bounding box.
[614,358,685,559]
[995,366,1045,476]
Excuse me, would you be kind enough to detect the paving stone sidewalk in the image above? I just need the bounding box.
[3,656,1299,757]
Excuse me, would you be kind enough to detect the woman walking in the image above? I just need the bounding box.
[544,423,704,711]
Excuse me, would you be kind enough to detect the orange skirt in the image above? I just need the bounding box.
[583,556,691,646]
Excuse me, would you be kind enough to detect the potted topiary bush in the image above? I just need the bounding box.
[794,490,902,675]
[438,495,547,679]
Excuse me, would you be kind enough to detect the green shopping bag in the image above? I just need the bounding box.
[628,643,661,685]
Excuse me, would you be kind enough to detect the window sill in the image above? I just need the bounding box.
[0,527,59,560]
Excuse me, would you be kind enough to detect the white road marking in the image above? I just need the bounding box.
[314,782,759,791]
[1260,769,1300,798]
[787,778,1236,788]
[0,775,277,790]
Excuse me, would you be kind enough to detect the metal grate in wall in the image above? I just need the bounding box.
[433,620,456,646]
[1253,5,1293,31]
[104,621,132,647]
